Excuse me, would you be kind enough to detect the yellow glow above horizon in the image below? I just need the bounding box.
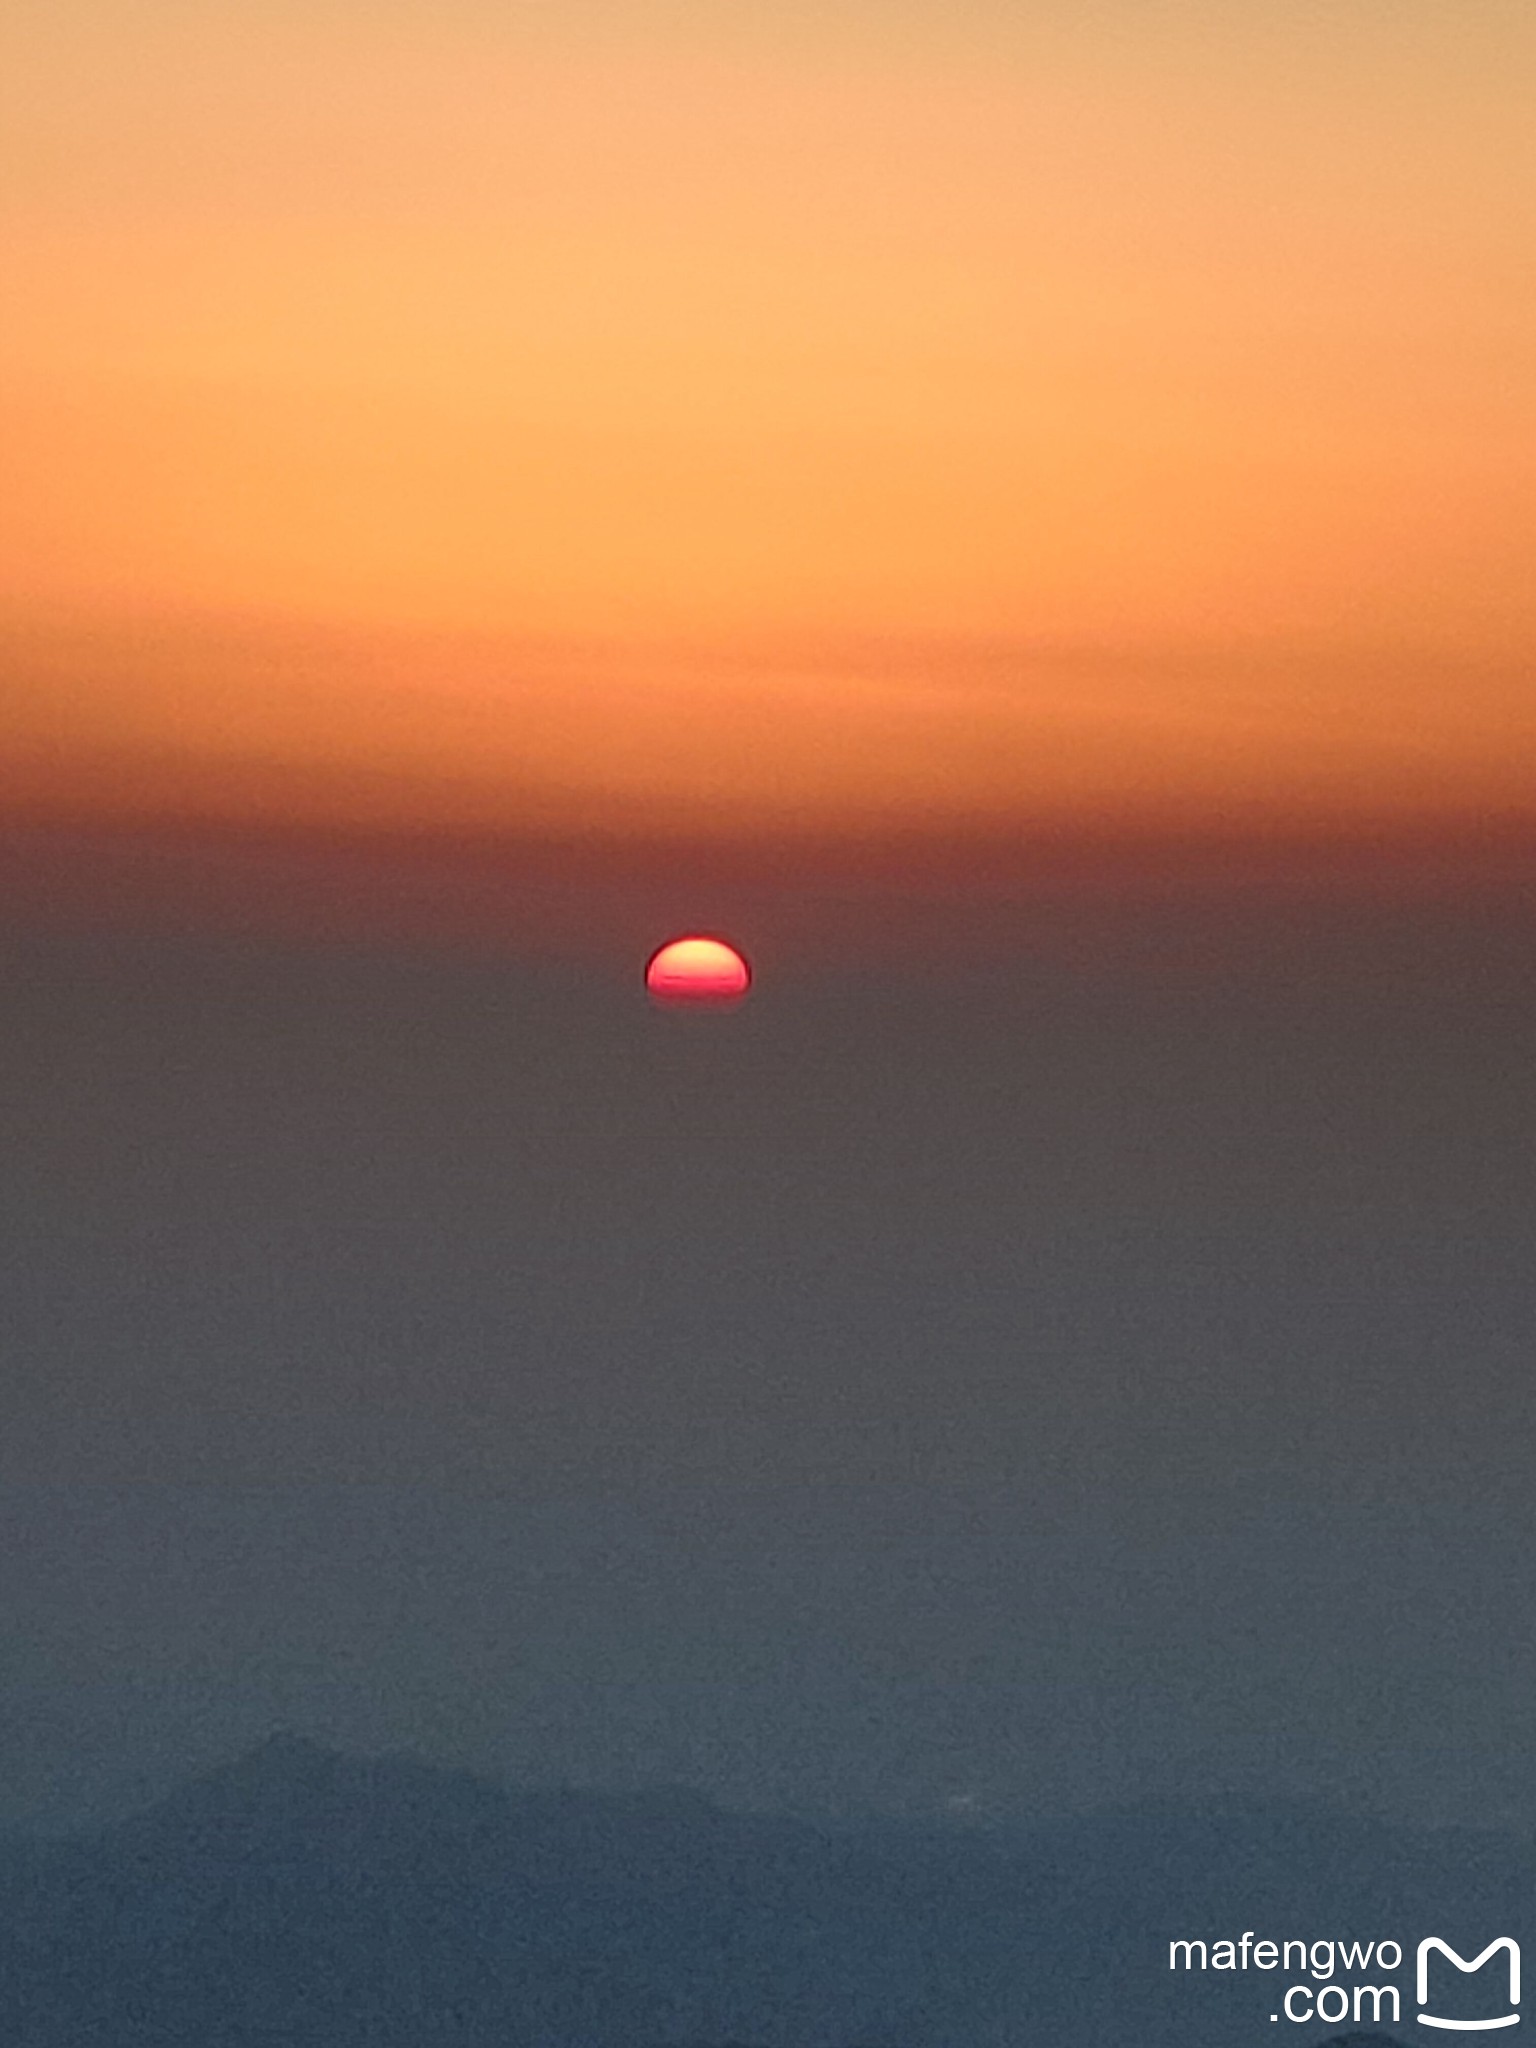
[2,0,1534,850]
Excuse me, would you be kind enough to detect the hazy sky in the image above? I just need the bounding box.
[1,0,1533,1843]
[4,0,1535,870]
[2,912,1534,1835]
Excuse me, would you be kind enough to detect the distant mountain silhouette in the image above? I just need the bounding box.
[0,1736,1527,2046]
[1317,2036,1410,2048]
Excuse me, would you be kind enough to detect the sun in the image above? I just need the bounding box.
[644,935,752,1005]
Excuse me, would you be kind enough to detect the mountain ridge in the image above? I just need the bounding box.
[0,1737,1523,2047]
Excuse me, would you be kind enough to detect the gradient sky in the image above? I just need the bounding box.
[3,0,1535,901]
[1,0,1534,1851]
[2,918,1534,1835]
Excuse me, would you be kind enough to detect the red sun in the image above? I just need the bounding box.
[644,935,752,1005]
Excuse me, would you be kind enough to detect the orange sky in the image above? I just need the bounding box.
[2,0,1534,922]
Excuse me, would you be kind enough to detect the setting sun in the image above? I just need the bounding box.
[645,936,752,1006]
